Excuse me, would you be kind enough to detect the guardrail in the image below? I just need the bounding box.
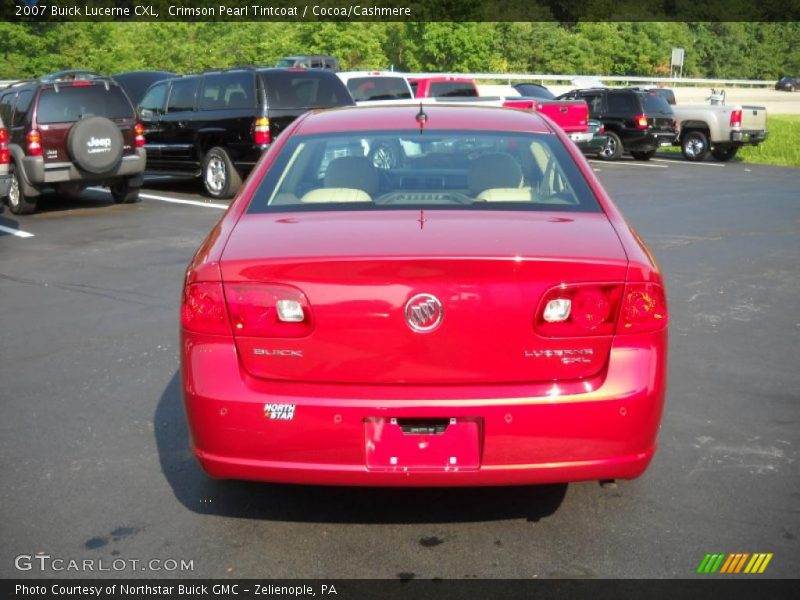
[1,74,778,90]
[404,73,777,88]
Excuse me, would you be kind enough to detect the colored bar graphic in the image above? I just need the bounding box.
[734,553,749,573]
[697,554,712,574]
[699,552,773,574]
[720,553,736,573]
[758,554,773,573]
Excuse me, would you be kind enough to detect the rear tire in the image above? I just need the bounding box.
[711,146,739,162]
[681,130,709,161]
[6,163,38,215]
[630,149,656,161]
[202,147,241,199]
[598,131,622,161]
[110,178,141,204]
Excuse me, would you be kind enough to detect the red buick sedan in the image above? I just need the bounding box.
[181,104,667,486]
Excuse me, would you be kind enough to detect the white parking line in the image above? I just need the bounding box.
[651,158,725,167]
[139,192,228,210]
[86,186,228,210]
[588,160,667,169]
[0,224,35,238]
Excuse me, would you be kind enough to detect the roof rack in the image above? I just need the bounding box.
[39,70,103,83]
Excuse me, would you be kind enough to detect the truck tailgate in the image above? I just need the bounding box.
[740,106,767,131]
[536,100,589,133]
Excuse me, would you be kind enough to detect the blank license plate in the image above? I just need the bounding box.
[365,417,481,471]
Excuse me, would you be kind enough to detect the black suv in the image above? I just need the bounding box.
[0,74,145,213]
[138,67,354,198]
[557,88,678,160]
[775,76,799,92]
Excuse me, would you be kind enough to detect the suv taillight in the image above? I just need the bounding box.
[0,128,8,164]
[253,117,271,146]
[535,282,668,337]
[225,283,313,338]
[729,109,742,128]
[134,123,145,148]
[634,114,649,130]
[26,129,42,156]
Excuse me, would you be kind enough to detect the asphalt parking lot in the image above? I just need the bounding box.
[1,155,798,579]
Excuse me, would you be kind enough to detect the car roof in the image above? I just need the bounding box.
[294,104,554,135]
[338,71,406,78]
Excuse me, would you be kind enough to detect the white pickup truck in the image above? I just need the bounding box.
[672,103,768,161]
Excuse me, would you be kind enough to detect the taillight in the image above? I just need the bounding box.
[26,129,42,156]
[134,122,145,148]
[535,282,667,337]
[634,114,649,130]
[225,283,312,338]
[729,109,742,128]
[0,128,8,164]
[181,282,231,336]
[617,283,668,335]
[535,284,623,337]
[253,117,271,146]
[598,125,605,136]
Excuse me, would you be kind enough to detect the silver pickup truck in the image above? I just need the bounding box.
[672,103,768,161]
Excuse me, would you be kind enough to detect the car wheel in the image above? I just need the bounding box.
[6,163,38,215]
[110,178,141,204]
[630,149,656,161]
[369,142,402,170]
[681,130,709,161]
[598,131,622,161]
[202,147,242,199]
[710,146,739,162]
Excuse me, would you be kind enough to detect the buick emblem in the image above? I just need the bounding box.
[405,293,443,333]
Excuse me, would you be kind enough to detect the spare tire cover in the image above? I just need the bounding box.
[67,117,124,174]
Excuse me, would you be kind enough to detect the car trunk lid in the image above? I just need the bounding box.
[220,210,629,385]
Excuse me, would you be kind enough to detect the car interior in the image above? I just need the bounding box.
[260,132,593,210]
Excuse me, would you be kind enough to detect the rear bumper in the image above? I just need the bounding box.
[578,135,608,154]
[22,149,146,186]
[0,173,10,198]
[182,331,667,487]
[623,131,677,151]
[730,130,767,145]
[568,131,594,144]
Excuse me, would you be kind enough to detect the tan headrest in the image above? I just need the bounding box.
[324,157,379,195]
[468,153,523,196]
[300,188,372,203]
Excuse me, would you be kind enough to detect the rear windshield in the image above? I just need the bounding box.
[642,92,673,114]
[262,72,352,109]
[275,59,297,68]
[515,84,555,100]
[247,130,600,214]
[346,77,412,101]
[37,85,134,124]
[429,82,478,98]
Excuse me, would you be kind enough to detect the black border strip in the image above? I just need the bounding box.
[2,0,799,22]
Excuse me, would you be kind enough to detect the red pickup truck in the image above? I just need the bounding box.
[409,76,589,141]
[409,76,479,98]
